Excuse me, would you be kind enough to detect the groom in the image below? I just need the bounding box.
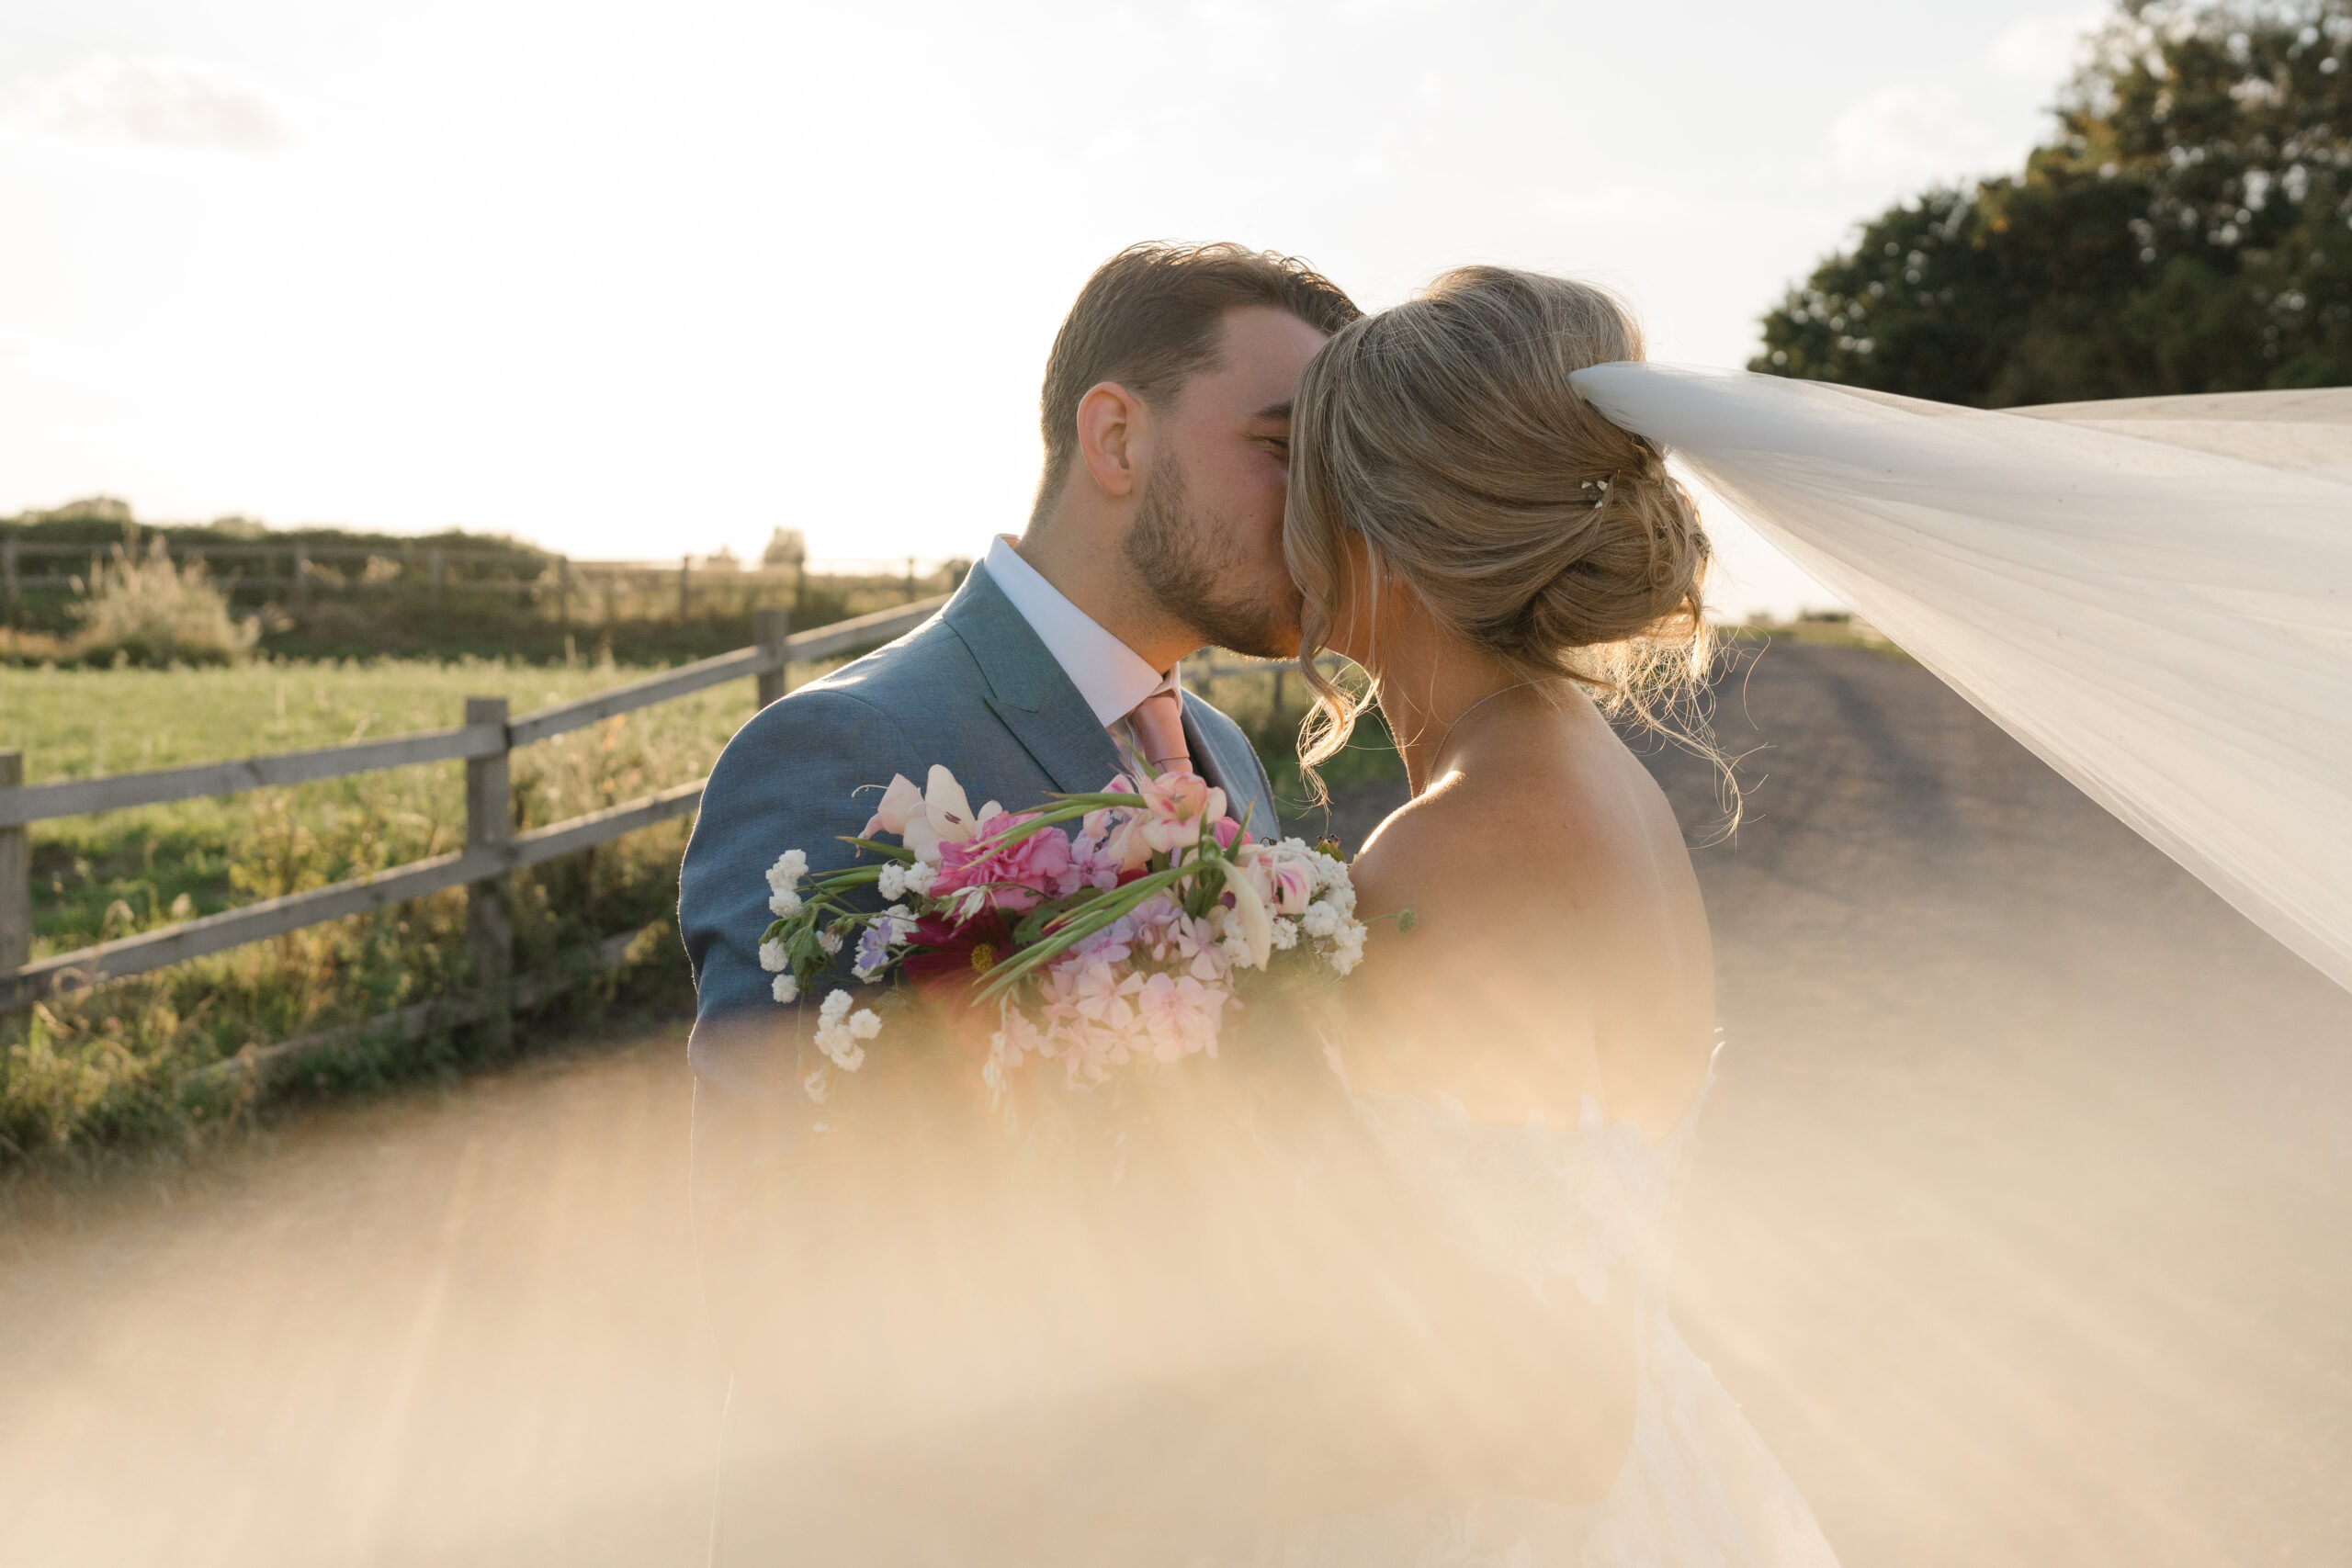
[678,241,1360,1559]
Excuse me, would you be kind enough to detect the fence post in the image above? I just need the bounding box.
[0,750,27,977]
[558,556,572,632]
[292,544,310,609]
[754,606,793,710]
[3,537,17,614]
[429,547,446,610]
[678,556,692,621]
[464,697,514,1052]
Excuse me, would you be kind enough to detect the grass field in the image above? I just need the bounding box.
[0,654,1398,1161]
[0,659,758,1157]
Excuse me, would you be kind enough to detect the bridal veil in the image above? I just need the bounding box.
[1567,365,2352,998]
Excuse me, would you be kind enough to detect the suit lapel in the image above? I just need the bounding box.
[945,564,1127,795]
[1183,704,1274,834]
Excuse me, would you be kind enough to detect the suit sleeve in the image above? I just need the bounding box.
[678,686,926,1088]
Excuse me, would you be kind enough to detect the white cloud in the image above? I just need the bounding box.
[1826,84,1992,178]
[1,53,289,153]
[1988,11,2106,82]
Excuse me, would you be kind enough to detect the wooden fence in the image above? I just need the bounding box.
[0,596,952,1048]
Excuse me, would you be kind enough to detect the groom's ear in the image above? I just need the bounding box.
[1074,380,1144,501]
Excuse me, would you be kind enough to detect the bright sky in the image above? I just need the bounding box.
[2,0,2109,618]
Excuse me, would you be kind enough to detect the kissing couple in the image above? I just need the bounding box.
[677,242,1839,1565]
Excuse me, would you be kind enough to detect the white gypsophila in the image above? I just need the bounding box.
[758,937,790,973]
[772,972,799,1003]
[1325,919,1368,976]
[883,905,916,946]
[1269,916,1299,952]
[767,849,808,894]
[901,861,939,896]
[814,1022,865,1072]
[877,861,909,899]
[1300,901,1343,940]
[812,987,876,1070]
[802,1066,828,1103]
[818,929,842,955]
[768,888,802,919]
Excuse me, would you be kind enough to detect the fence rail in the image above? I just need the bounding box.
[0,593,950,1013]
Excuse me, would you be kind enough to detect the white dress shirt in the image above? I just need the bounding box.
[984,534,1179,773]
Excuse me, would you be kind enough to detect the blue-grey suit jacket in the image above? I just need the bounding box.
[679,558,1278,1086]
[678,562,1278,1561]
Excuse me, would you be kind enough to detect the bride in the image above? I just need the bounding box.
[1239,263,1838,1563]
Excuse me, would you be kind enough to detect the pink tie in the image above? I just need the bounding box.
[1129,687,1192,773]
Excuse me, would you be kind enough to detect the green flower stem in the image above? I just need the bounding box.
[835,836,918,863]
[980,795,1144,852]
[972,862,1205,1005]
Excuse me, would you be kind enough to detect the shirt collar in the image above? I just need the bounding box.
[984,535,1171,726]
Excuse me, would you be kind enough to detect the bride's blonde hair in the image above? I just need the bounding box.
[1283,265,1721,803]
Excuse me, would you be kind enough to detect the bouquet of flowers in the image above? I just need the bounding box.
[757,764,1378,1110]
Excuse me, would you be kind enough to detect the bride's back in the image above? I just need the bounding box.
[1346,688,1717,1137]
[1283,263,1724,1137]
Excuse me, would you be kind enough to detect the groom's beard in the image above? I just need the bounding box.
[1122,458,1299,660]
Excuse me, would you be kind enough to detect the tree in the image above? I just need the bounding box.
[1754,0,2352,405]
[763,527,808,570]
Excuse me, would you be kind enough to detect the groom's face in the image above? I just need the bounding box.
[1123,306,1329,660]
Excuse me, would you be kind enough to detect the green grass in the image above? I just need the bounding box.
[0,657,764,1159]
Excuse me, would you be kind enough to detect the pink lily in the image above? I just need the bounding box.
[1136,770,1227,858]
[861,764,1000,865]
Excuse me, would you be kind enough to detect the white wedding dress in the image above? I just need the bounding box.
[1239,1077,1838,1568]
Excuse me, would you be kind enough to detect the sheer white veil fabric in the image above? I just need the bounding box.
[1568,364,2352,997]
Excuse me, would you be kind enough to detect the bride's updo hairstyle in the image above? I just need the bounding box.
[1284,265,1717,793]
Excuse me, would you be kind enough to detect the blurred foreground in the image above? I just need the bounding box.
[4,639,2348,1565]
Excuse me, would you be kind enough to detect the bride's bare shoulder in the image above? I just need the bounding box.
[1349,751,1626,931]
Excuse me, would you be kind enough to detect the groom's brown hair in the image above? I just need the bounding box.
[1033,242,1360,516]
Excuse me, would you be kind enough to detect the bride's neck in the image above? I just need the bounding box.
[1357,626,1532,796]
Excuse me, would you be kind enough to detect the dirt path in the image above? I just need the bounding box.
[4,639,2348,1566]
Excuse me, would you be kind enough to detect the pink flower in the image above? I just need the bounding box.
[1064,829,1125,893]
[1070,959,1142,1032]
[860,765,1002,865]
[1135,973,1227,1062]
[1083,788,1156,873]
[1234,842,1315,916]
[1136,770,1227,858]
[1164,909,1230,982]
[928,811,1074,912]
[1212,816,1251,852]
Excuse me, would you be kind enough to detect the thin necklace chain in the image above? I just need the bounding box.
[1419,677,1546,789]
